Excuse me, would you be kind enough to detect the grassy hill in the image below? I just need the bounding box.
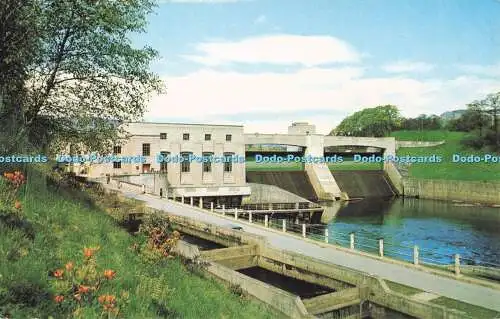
[391,130,500,181]
[0,167,281,318]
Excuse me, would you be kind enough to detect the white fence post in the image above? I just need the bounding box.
[455,254,460,276]
[414,246,419,265]
[222,204,225,216]
[282,220,286,232]
[350,233,355,250]
[199,197,203,209]
[210,202,214,212]
[181,195,184,204]
[235,208,238,220]
[324,228,329,243]
[249,212,252,223]
[302,224,306,238]
[379,238,384,257]
[190,197,193,206]
[264,215,268,227]
[141,184,145,193]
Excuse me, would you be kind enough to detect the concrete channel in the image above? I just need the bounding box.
[163,211,469,319]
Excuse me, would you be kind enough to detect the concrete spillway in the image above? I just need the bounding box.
[246,171,318,202]
[331,170,396,198]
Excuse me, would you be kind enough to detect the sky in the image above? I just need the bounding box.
[132,0,500,134]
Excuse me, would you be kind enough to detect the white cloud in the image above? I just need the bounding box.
[145,66,500,134]
[254,14,267,25]
[382,61,435,73]
[458,63,500,77]
[182,34,362,66]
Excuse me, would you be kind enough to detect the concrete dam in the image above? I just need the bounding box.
[331,170,396,198]
[246,171,318,202]
[246,170,397,201]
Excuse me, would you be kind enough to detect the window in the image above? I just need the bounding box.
[226,134,232,142]
[142,143,150,156]
[224,152,233,172]
[160,151,169,173]
[160,133,167,139]
[205,134,211,141]
[202,152,213,172]
[183,133,190,141]
[113,146,121,154]
[180,152,191,173]
[113,162,121,169]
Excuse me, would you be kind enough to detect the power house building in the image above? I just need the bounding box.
[78,122,250,206]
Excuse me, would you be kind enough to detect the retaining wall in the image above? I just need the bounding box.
[403,178,500,204]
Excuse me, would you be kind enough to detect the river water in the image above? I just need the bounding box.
[317,198,500,267]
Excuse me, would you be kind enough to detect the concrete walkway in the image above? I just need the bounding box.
[111,188,500,312]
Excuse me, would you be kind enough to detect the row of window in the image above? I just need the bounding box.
[112,153,233,173]
[159,133,232,142]
[114,142,234,157]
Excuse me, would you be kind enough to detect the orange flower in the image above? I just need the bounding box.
[53,269,64,278]
[98,294,116,306]
[54,295,64,303]
[14,200,22,210]
[78,285,91,294]
[103,269,116,280]
[65,261,74,271]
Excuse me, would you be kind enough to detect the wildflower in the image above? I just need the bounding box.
[78,285,91,294]
[54,295,64,303]
[83,246,99,258]
[14,200,22,210]
[103,269,116,280]
[53,269,64,279]
[65,261,74,271]
[74,293,82,301]
[98,294,116,310]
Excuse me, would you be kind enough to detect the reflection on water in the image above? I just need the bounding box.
[320,198,500,266]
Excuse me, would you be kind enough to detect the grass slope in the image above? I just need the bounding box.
[0,168,281,318]
[391,130,500,181]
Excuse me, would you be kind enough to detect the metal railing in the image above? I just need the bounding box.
[166,195,500,279]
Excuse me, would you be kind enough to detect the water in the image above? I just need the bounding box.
[319,198,500,266]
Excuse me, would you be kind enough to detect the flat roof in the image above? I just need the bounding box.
[125,121,243,127]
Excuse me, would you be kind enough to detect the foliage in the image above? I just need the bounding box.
[1,0,165,154]
[0,167,280,318]
[48,247,123,318]
[400,114,442,131]
[137,214,181,263]
[447,92,500,151]
[331,105,403,137]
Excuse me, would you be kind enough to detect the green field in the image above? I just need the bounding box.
[392,130,500,181]
[0,168,281,318]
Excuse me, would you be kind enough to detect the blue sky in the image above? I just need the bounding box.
[134,0,500,134]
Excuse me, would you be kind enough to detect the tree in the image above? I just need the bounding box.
[331,105,403,137]
[3,0,164,155]
[484,92,500,147]
[0,0,42,154]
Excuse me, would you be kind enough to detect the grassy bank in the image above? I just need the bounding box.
[0,167,281,318]
[391,130,500,181]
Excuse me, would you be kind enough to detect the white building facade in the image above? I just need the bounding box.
[75,122,250,205]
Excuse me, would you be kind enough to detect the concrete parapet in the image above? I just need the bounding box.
[206,261,314,319]
[172,240,201,260]
[302,288,360,315]
[396,140,445,149]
